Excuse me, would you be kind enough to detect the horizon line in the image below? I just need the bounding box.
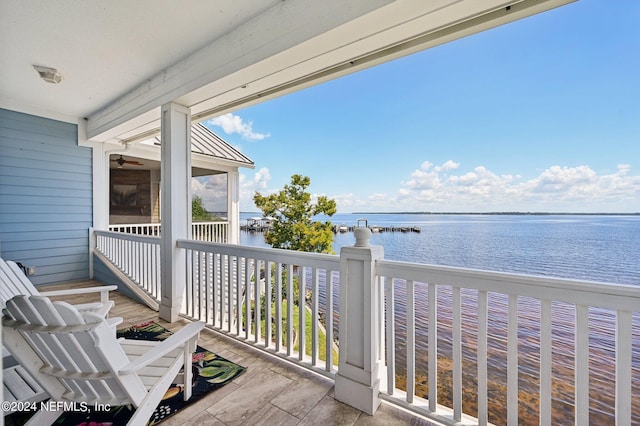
[236,211,640,216]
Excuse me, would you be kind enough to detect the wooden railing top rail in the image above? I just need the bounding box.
[377,259,640,311]
[177,239,340,270]
[95,229,161,245]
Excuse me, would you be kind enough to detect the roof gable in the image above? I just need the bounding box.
[191,123,254,166]
[153,123,254,168]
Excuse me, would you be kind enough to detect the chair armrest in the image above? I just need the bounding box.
[119,321,204,375]
[40,285,118,304]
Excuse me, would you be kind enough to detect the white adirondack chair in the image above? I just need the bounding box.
[1,258,122,412]
[0,258,118,322]
[3,295,205,426]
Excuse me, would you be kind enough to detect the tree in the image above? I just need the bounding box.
[253,174,337,254]
[192,196,212,221]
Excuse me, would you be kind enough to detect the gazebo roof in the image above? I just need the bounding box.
[190,123,254,167]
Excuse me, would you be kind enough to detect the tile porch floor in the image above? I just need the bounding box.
[38,281,440,426]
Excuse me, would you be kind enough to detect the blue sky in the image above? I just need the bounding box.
[193,0,640,213]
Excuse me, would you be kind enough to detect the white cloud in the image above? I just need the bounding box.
[368,193,388,201]
[435,160,460,172]
[252,167,271,190]
[192,167,274,213]
[238,167,273,210]
[198,161,639,214]
[206,113,270,141]
[192,175,228,213]
[392,160,640,212]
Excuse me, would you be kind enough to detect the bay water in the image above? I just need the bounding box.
[243,213,640,285]
[240,213,639,423]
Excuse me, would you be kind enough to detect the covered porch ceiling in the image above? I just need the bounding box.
[1,0,575,145]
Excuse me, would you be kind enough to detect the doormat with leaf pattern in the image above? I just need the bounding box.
[51,321,247,426]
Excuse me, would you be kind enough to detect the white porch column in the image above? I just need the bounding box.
[91,143,109,231]
[227,170,240,244]
[89,143,109,278]
[159,102,192,322]
[335,227,386,415]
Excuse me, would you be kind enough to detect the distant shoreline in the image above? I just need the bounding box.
[349,211,640,216]
[241,211,640,216]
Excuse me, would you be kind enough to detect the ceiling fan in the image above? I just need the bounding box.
[112,155,143,167]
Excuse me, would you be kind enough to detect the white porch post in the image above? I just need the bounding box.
[159,102,192,322]
[91,143,110,232]
[335,227,386,415]
[227,170,240,244]
[89,143,109,278]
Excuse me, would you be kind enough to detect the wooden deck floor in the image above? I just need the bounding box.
[39,280,439,426]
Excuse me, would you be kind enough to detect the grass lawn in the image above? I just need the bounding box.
[249,299,339,365]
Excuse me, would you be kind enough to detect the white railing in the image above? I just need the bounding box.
[192,221,228,242]
[377,260,639,426]
[176,239,341,378]
[92,229,639,425]
[108,223,161,236]
[94,230,161,302]
[108,221,229,243]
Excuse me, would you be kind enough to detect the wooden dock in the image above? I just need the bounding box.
[332,224,421,233]
[241,218,421,233]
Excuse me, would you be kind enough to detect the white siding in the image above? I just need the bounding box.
[0,109,92,285]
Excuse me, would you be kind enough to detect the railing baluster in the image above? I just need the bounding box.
[507,294,519,426]
[385,276,395,395]
[575,304,589,425]
[311,267,319,366]
[244,257,251,340]
[477,290,488,426]
[187,250,194,317]
[142,242,148,292]
[428,283,437,412]
[407,279,415,404]
[276,263,283,353]
[199,251,206,319]
[452,286,462,422]
[298,266,306,362]
[236,257,243,335]
[205,252,211,324]
[616,309,632,425]
[286,264,294,357]
[212,253,219,328]
[540,299,552,426]
[254,259,262,343]
[326,270,335,371]
[197,250,207,321]
[155,244,160,298]
[220,255,231,331]
[231,256,236,332]
[265,261,272,349]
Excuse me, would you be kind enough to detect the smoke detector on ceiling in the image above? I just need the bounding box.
[33,65,63,84]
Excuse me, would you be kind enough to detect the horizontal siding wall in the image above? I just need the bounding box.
[0,108,92,286]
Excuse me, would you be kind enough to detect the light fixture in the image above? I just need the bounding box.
[33,65,63,84]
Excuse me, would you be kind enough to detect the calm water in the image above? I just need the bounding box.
[241,213,640,424]
[242,213,640,286]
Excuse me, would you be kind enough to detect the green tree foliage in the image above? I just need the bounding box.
[253,174,337,254]
[192,196,212,221]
